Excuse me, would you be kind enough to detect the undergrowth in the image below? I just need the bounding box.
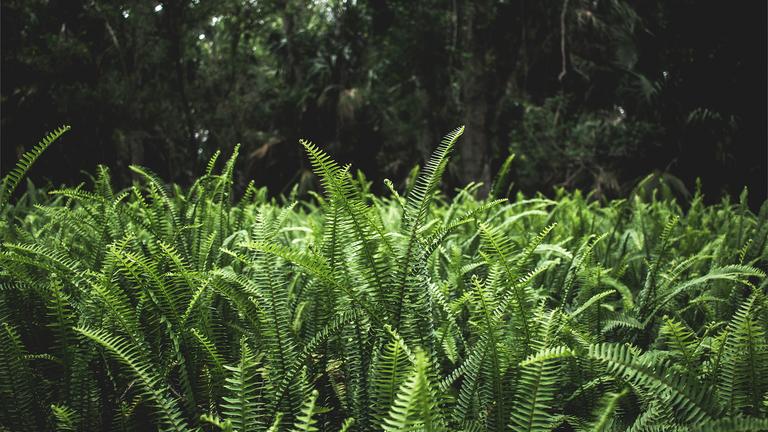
[1,126,767,431]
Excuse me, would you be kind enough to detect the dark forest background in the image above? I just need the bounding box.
[2,0,766,206]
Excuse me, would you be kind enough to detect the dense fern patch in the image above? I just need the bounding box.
[1,127,767,431]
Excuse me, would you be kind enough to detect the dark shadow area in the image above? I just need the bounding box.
[2,1,766,207]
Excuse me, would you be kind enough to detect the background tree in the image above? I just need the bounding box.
[2,0,765,206]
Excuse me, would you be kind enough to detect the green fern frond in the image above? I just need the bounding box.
[403,125,464,231]
[51,404,77,432]
[508,346,573,432]
[238,240,380,324]
[643,265,765,325]
[583,388,629,432]
[190,327,226,380]
[337,417,355,432]
[490,153,515,199]
[588,343,716,425]
[0,125,71,208]
[75,326,189,432]
[569,289,616,320]
[383,350,447,432]
[291,389,321,432]
[716,293,768,416]
[301,139,391,312]
[221,340,267,432]
[0,322,42,431]
[691,416,768,432]
[658,316,698,372]
[477,222,534,352]
[371,326,414,427]
[201,413,234,432]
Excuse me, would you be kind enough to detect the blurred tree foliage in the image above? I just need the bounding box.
[1,0,765,204]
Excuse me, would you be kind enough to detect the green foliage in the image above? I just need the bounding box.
[382,350,446,432]
[1,128,767,431]
[0,125,70,209]
[509,96,658,197]
[219,340,268,432]
[508,346,573,432]
[6,1,760,209]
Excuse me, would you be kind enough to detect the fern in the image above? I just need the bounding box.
[220,340,267,432]
[370,327,414,427]
[291,389,321,432]
[716,293,768,416]
[0,127,767,431]
[0,125,71,208]
[382,350,447,432]
[50,404,77,432]
[0,322,43,431]
[588,342,716,425]
[392,126,464,329]
[508,346,573,432]
[75,326,190,432]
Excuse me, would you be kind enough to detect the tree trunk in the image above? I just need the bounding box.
[458,1,492,196]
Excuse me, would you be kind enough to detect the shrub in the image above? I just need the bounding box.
[510,96,660,199]
[1,127,767,431]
